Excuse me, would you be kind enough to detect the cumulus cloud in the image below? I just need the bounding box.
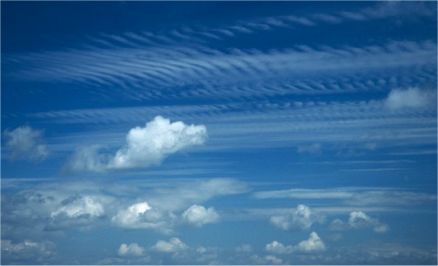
[270,204,322,230]
[3,126,49,161]
[329,211,388,233]
[265,232,325,255]
[152,237,187,253]
[265,241,293,254]
[70,116,207,172]
[384,87,436,110]
[182,205,219,227]
[295,232,326,252]
[118,243,145,257]
[111,201,173,232]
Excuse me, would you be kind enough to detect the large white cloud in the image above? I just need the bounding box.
[329,211,388,233]
[118,243,145,257]
[69,116,207,172]
[3,126,49,161]
[270,204,322,230]
[384,87,436,110]
[152,237,187,253]
[182,205,219,227]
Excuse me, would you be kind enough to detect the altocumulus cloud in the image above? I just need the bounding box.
[3,126,49,161]
[69,116,207,172]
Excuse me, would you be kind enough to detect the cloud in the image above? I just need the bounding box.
[266,232,326,255]
[3,126,49,161]
[182,205,219,227]
[1,239,55,264]
[265,241,293,254]
[118,243,145,257]
[50,195,104,219]
[295,232,326,252]
[264,255,283,264]
[111,201,173,232]
[254,187,436,207]
[270,204,323,230]
[111,178,245,232]
[384,87,436,110]
[330,211,389,233]
[152,237,187,253]
[69,116,207,172]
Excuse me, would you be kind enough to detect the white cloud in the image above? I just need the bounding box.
[265,232,325,255]
[182,205,219,227]
[295,232,326,252]
[50,196,104,219]
[348,211,388,233]
[270,204,322,230]
[111,201,172,232]
[330,211,389,233]
[254,187,436,207]
[70,116,207,172]
[384,87,436,110]
[3,126,48,161]
[265,241,293,254]
[118,243,145,257]
[152,237,187,253]
[264,255,283,265]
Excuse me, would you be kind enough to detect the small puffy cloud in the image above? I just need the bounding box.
[152,237,187,253]
[3,126,48,161]
[265,241,293,254]
[384,87,436,110]
[349,211,388,233]
[118,243,144,257]
[295,232,326,252]
[266,232,326,255]
[270,204,322,230]
[112,201,173,232]
[330,211,389,233]
[182,205,219,227]
[70,116,207,172]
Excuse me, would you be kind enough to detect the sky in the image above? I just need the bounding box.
[1,1,437,265]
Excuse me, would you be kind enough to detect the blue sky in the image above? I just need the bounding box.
[1,1,437,264]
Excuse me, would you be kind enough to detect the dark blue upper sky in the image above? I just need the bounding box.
[1,2,437,265]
